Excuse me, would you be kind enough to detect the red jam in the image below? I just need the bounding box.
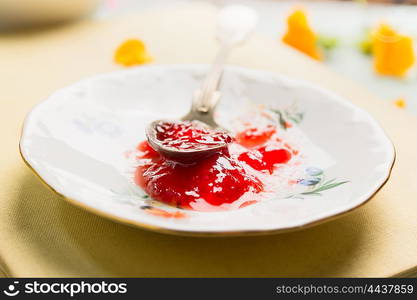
[135,148,263,208]
[135,121,293,210]
[136,140,158,159]
[235,124,276,147]
[154,121,232,151]
[238,146,291,174]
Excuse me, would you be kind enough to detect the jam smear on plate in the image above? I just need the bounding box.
[235,124,276,147]
[135,147,263,208]
[135,121,293,210]
[238,146,291,174]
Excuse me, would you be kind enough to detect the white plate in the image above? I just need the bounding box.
[20,65,395,236]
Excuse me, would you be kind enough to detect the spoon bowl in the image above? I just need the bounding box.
[146,119,231,163]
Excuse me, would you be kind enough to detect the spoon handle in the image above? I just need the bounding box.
[196,5,258,113]
[196,44,231,113]
[183,6,258,128]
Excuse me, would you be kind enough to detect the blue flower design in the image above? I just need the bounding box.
[298,178,321,186]
[287,167,348,199]
[305,167,323,176]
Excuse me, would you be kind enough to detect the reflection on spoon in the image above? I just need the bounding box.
[146,120,232,163]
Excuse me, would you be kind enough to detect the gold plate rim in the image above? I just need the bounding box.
[17,65,396,237]
[18,138,396,237]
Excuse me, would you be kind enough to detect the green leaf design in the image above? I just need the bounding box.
[300,192,321,196]
[287,177,349,199]
[321,178,336,186]
[270,108,303,130]
[271,109,287,130]
[301,180,349,195]
[287,112,304,124]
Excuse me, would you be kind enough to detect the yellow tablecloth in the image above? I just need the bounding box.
[0,3,416,277]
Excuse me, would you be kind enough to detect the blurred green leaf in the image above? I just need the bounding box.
[317,35,339,51]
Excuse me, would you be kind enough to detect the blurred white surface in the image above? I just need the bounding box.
[96,0,417,114]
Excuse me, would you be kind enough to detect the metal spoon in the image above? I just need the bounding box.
[146,5,258,162]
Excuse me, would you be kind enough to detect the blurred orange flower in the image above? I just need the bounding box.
[114,39,153,67]
[373,24,415,77]
[394,98,407,108]
[282,8,322,60]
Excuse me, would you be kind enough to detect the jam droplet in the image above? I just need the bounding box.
[238,146,292,174]
[137,140,158,159]
[236,125,276,147]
